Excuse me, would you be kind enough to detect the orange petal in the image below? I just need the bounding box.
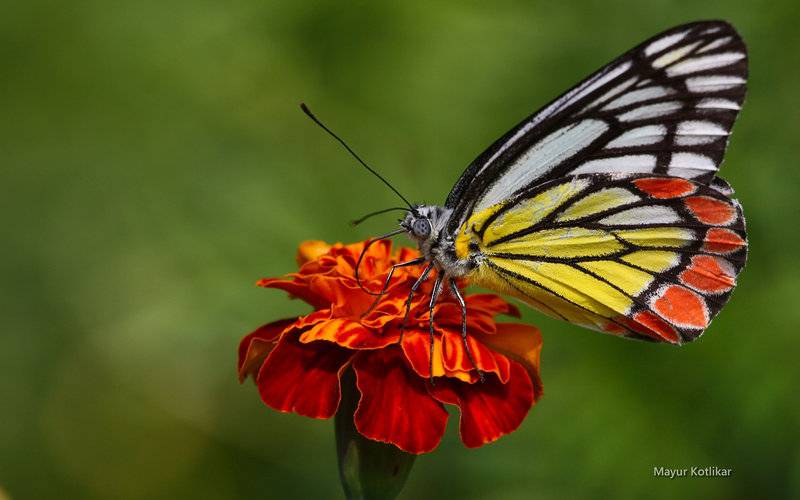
[296,240,332,266]
[440,329,511,383]
[299,318,399,350]
[433,302,499,335]
[400,328,448,379]
[472,323,543,401]
[257,277,329,310]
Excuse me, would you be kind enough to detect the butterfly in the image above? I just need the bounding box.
[303,20,748,375]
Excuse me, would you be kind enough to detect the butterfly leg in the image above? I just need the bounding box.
[398,263,434,344]
[449,278,485,383]
[361,257,426,317]
[427,274,444,385]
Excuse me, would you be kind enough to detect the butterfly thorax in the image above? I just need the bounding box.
[400,205,475,278]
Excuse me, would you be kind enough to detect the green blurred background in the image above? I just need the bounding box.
[2,1,799,498]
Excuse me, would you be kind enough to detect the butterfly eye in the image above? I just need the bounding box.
[412,218,431,238]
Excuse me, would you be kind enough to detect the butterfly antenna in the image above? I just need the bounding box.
[300,103,414,209]
[351,207,410,226]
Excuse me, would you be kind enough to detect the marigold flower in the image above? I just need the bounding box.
[238,239,544,454]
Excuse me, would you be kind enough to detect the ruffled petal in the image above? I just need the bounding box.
[353,348,449,454]
[429,361,534,448]
[299,318,399,349]
[440,328,511,383]
[294,309,332,329]
[431,302,498,335]
[473,323,544,401]
[237,318,296,383]
[400,329,447,379]
[360,296,408,330]
[308,276,374,317]
[258,334,354,418]
[257,277,329,310]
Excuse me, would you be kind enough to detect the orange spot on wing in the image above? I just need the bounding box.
[703,228,745,254]
[603,322,628,335]
[684,196,736,225]
[628,311,681,343]
[634,178,696,199]
[652,285,708,329]
[680,255,735,294]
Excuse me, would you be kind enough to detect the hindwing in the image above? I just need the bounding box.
[455,174,746,343]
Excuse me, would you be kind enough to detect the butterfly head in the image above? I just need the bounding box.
[400,205,453,243]
[400,207,431,241]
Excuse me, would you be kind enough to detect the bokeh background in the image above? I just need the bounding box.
[3,1,799,499]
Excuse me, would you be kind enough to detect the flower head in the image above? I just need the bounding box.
[238,239,543,454]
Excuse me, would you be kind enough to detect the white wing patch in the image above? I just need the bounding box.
[686,75,745,92]
[581,77,639,113]
[697,36,732,53]
[602,86,674,110]
[667,152,717,178]
[474,119,608,211]
[644,29,690,56]
[618,102,683,122]
[666,52,746,77]
[605,125,666,148]
[675,121,728,146]
[696,98,740,111]
[573,155,656,175]
[599,205,680,225]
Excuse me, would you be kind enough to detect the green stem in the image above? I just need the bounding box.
[335,369,416,500]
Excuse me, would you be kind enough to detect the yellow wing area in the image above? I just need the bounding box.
[453,175,736,342]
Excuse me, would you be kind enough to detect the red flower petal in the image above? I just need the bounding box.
[353,348,449,454]
[237,318,296,383]
[429,361,534,448]
[258,334,354,418]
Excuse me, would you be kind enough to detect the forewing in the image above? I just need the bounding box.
[446,20,747,233]
[456,174,747,343]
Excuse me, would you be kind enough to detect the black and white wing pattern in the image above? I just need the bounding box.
[445,20,747,233]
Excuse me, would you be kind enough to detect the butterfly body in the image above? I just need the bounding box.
[391,20,748,346]
[401,206,475,277]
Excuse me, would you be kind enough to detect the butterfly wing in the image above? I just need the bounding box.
[455,174,746,343]
[445,20,747,234]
